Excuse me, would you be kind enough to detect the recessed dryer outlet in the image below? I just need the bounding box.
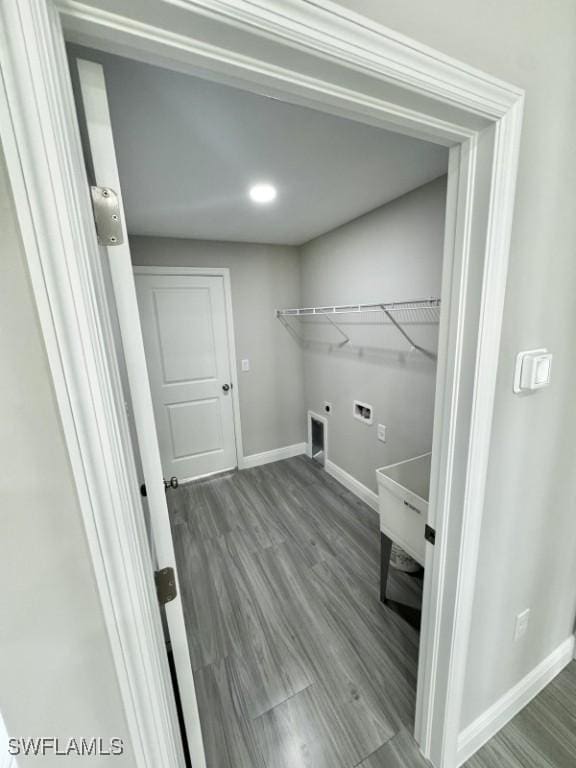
[353,400,373,425]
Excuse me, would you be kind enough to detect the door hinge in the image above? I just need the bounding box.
[154,567,177,605]
[425,524,436,546]
[90,186,124,246]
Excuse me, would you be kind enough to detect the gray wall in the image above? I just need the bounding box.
[130,237,305,457]
[7,0,574,753]
[0,148,134,763]
[333,0,576,730]
[300,177,446,492]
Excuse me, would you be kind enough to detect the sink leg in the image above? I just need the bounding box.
[380,531,422,631]
[380,532,392,603]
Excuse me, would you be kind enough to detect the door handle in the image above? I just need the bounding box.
[222,383,231,392]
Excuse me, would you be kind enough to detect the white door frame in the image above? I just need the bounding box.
[133,266,245,475]
[0,2,524,768]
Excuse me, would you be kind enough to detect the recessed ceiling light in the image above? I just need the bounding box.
[249,183,277,204]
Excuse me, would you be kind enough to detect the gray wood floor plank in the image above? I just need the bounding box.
[465,724,557,768]
[170,457,420,768]
[255,455,324,491]
[317,552,420,655]
[214,532,314,719]
[171,458,576,768]
[307,564,417,731]
[226,474,288,550]
[290,478,379,551]
[312,558,419,681]
[246,475,342,566]
[256,541,399,758]
[177,521,314,713]
[254,683,364,768]
[356,728,431,768]
[188,478,237,540]
[542,658,576,719]
[511,686,576,768]
[464,663,576,768]
[195,658,266,768]
[172,520,234,669]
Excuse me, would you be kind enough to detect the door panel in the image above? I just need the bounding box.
[168,399,222,458]
[76,58,206,768]
[136,274,237,481]
[154,288,216,382]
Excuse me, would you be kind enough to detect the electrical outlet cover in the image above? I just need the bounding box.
[514,609,530,641]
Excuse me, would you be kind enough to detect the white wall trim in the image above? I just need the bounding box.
[325,459,379,512]
[457,635,575,766]
[241,442,306,470]
[60,0,522,120]
[0,2,525,767]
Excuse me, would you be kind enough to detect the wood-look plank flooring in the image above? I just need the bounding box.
[465,661,576,768]
[168,456,423,768]
[169,455,576,767]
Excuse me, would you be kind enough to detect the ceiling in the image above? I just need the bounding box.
[70,46,448,246]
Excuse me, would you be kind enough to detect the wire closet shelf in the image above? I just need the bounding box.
[275,297,441,352]
[275,297,441,317]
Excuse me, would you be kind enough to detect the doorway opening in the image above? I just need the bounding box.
[68,42,448,768]
[1,0,524,763]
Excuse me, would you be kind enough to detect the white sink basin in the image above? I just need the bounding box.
[376,452,431,567]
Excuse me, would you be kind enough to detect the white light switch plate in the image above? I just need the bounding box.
[513,349,552,393]
[241,359,250,372]
[377,424,386,442]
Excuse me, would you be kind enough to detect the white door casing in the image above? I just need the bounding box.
[75,58,206,767]
[135,272,238,481]
[0,2,524,767]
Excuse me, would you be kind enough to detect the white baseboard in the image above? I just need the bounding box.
[325,459,379,512]
[240,442,307,470]
[457,634,576,766]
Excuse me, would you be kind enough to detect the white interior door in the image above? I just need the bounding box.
[135,271,237,481]
[76,59,206,768]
